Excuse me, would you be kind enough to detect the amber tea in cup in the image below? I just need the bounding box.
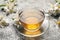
[19,8,45,32]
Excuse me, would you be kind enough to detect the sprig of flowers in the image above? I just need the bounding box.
[49,3,60,15]
[0,0,17,13]
[48,2,60,19]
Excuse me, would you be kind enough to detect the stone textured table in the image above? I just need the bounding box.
[0,0,60,40]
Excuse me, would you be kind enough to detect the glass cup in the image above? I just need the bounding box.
[16,8,49,37]
[19,8,45,32]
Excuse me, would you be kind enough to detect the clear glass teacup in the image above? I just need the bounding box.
[16,8,49,37]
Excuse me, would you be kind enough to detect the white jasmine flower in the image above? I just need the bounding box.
[54,6,58,10]
[0,15,4,20]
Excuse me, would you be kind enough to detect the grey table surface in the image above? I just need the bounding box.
[0,0,60,40]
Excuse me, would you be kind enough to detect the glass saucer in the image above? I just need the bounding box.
[14,16,49,37]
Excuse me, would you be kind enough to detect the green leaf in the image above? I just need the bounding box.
[0,4,6,7]
[9,9,14,13]
[55,0,60,3]
[0,20,9,26]
[10,0,15,2]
